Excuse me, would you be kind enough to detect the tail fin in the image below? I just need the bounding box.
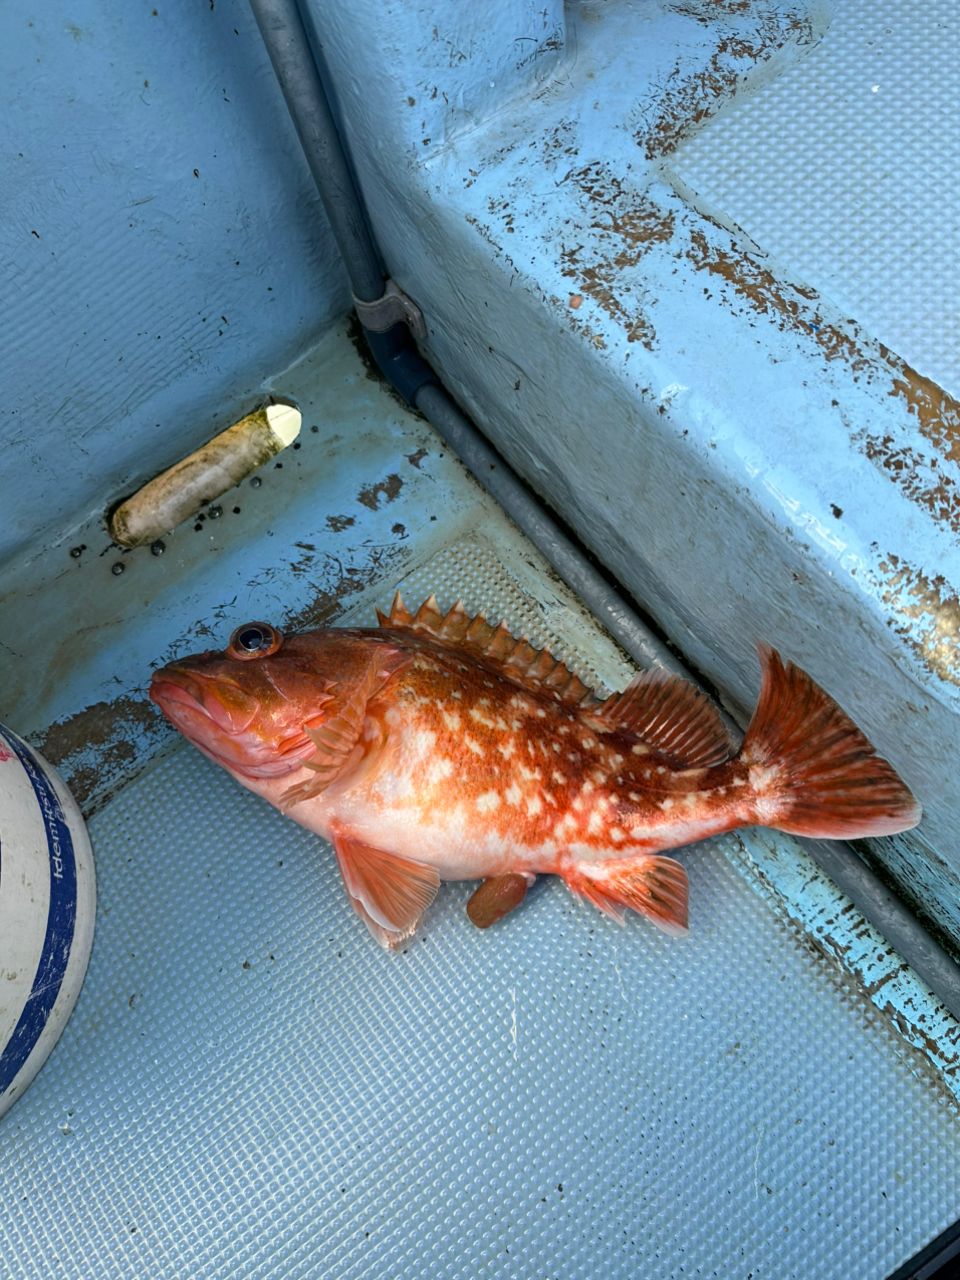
[740,647,921,840]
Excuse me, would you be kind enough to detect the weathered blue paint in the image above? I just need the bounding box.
[0,5,957,1269]
[0,0,348,569]
[306,0,960,948]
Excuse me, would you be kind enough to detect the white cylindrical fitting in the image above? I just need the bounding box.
[109,402,302,548]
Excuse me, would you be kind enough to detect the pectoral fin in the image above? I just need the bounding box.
[331,825,440,949]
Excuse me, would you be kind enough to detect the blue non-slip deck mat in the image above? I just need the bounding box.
[2,538,957,1279]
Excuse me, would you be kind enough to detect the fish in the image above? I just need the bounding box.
[149,593,921,949]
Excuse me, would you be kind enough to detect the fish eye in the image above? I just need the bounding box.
[227,621,284,661]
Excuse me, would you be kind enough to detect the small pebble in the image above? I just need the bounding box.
[150,540,165,556]
[111,562,125,576]
[250,476,262,488]
[208,505,223,519]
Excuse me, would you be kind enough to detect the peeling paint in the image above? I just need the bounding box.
[356,473,404,510]
[686,228,866,368]
[859,434,960,535]
[881,348,960,465]
[668,0,760,20]
[641,9,815,160]
[36,695,166,812]
[730,833,960,1106]
[686,229,960,534]
[326,514,356,532]
[559,163,676,349]
[878,554,960,688]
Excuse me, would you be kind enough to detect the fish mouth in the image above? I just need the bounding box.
[149,667,260,735]
[149,666,315,778]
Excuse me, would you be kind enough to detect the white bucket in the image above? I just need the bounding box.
[0,725,96,1120]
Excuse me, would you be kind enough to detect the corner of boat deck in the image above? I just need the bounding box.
[1,2,958,1277]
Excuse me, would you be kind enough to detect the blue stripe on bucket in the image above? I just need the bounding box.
[0,729,78,1098]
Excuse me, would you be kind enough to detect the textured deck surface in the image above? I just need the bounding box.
[2,525,958,1277]
[670,0,960,398]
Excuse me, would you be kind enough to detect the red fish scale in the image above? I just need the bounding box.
[367,649,739,862]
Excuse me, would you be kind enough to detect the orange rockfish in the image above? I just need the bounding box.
[149,594,921,948]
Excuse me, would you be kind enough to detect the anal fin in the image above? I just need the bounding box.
[567,856,689,936]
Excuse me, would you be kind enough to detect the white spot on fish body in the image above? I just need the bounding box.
[587,811,603,835]
[506,783,522,806]
[497,739,516,759]
[442,709,461,731]
[631,744,648,755]
[660,797,675,811]
[411,729,437,759]
[609,826,625,843]
[518,763,541,782]
[552,770,566,785]
[427,758,454,785]
[526,795,543,817]
[464,735,483,756]
[476,790,500,813]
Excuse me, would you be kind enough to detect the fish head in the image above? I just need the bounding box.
[149,621,383,780]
